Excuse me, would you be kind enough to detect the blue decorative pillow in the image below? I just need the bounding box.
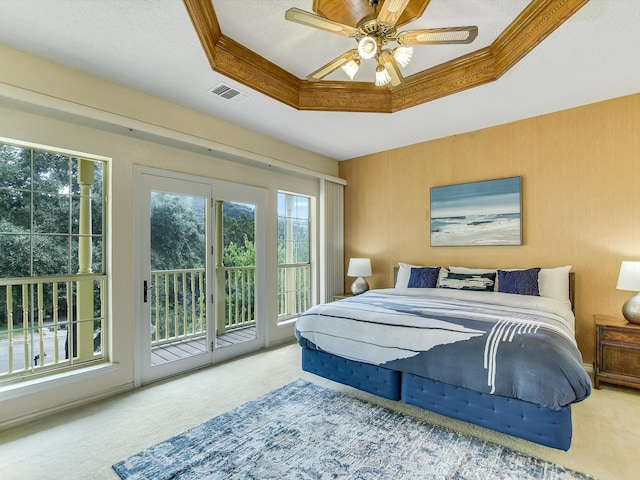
[407,267,441,288]
[439,272,496,291]
[498,268,541,296]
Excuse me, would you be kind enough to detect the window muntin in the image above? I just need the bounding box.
[0,140,107,384]
[277,192,311,321]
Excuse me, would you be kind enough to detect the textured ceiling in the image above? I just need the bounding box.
[0,1,639,161]
[213,0,525,83]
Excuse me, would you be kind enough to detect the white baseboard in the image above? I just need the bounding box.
[0,381,134,432]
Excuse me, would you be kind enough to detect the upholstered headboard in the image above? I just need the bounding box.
[392,266,575,312]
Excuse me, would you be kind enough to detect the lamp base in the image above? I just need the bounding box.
[351,277,369,296]
[622,293,640,324]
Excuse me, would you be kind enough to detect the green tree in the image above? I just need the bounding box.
[224,235,255,267]
[150,193,205,270]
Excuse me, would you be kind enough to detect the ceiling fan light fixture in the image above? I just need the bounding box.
[380,51,404,87]
[393,46,413,68]
[358,36,378,60]
[341,58,360,80]
[375,64,391,86]
[284,6,479,88]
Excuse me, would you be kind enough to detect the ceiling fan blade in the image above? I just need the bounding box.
[379,51,404,87]
[306,49,359,82]
[397,26,478,45]
[285,8,358,37]
[377,0,411,27]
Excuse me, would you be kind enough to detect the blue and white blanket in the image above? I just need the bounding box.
[296,288,592,410]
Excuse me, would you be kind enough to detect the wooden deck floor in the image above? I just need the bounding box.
[215,325,256,348]
[151,326,256,366]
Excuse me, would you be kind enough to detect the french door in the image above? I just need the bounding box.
[135,168,265,385]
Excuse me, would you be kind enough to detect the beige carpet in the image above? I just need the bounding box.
[1,342,638,480]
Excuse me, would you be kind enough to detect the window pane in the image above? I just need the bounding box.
[33,192,70,234]
[33,235,70,275]
[222,201,255,267]
[91,197,103,235]
[90,161,104,197]
[0,189,30,231]
[150,192,205,271]
[0,144,31,190]
[0,233,30,277]
[92,237,104,275]
[277,195,310,266]
[70,196,103,235]
[33,150,70,194]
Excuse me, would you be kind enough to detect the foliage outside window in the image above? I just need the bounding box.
[149,193,207,346]
[220,201,256,331]
[0,139,107,383]
[147,196,258,344]
[277,192,311,320]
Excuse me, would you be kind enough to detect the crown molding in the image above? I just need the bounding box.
[183,0,589,113]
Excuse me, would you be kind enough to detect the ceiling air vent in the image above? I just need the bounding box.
[209,83,250,103]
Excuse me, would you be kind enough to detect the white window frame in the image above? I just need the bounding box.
[0,137,110,386]
[277,190,315,324]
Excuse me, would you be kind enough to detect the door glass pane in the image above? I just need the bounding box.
[149,192,207,365]
[215,201,256,348]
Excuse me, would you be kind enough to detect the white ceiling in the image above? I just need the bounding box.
[0,0,638,161]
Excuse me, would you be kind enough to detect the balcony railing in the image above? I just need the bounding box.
[277,264,311,321]
[0,265,312,378]
[151,266,259,349]
[150,264,310,347]
[0,274,106,382]
[223,266,256,330]
[150,269,207,348]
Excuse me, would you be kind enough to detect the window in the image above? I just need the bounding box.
[277,192,311,321]
[0,139,108,384]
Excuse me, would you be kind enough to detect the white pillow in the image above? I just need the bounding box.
[395,263,448,288]
[395,263,417,288]
[538,266,572,303]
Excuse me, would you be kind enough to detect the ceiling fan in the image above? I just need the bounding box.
[285,0,478,88]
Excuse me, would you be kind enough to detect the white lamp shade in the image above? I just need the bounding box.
[347,258,372,277]
[616,261,640,291]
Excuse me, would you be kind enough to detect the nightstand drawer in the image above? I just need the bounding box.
[600,327,640,344]
[601,344,640,377]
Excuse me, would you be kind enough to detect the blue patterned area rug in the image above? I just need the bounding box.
[113,379,595,480]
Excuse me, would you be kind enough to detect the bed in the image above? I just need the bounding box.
[295,265,592,451]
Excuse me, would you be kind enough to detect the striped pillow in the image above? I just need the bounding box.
[439,272,496,291]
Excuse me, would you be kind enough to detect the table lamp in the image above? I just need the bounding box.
[347,258,372,295]
[616,261,640,324]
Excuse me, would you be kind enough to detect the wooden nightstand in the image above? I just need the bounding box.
[332,293,353,301]
[594,314,640,390]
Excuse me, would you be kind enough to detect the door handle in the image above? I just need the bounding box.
[143,280,155,303]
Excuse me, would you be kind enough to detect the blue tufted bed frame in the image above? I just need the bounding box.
[300,271,577,451]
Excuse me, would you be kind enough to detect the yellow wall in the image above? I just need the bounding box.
[340,93,640,363]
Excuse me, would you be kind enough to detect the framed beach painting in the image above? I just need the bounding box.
[430,176,522,246]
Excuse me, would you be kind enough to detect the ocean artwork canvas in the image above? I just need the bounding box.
[430,176,522,246]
